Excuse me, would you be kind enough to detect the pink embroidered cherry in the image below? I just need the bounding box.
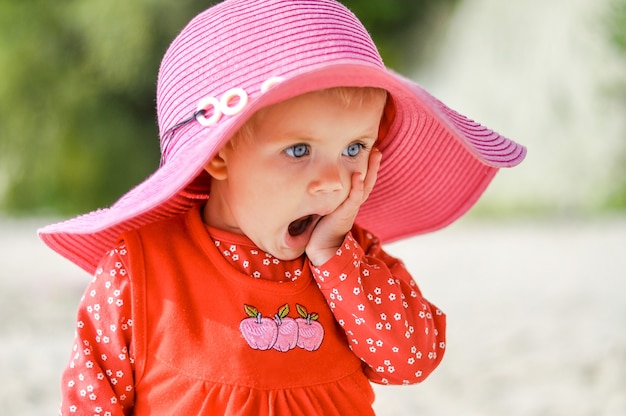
[295,303,324,351]
[272,304,299,352]
[240,304,278,350]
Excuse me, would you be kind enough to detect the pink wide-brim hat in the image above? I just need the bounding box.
[39,0,526,274]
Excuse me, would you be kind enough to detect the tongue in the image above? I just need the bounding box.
[288,215,313,237]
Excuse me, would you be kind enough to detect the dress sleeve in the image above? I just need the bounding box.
[309,225,446,386]
[59,244,135,415]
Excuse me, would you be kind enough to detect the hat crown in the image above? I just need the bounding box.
[156,0,383,161]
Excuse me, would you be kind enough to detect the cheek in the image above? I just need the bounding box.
[351,157,370,177]
[235,176,287,207]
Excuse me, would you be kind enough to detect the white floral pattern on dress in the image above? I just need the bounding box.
[60,245,134,415]
[59,227,445,414]
[212,238,304,282]
[309,230,446,385]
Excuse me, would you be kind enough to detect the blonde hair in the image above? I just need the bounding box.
[229,87,387,146]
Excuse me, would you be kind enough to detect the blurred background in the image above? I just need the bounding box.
[1,0,625,414]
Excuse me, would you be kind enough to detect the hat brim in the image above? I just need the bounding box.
[39,63,526,274]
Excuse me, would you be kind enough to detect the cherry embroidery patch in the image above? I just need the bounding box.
[240,303,324,352]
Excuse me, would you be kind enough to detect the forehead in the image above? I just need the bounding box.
[251,89,385,140]
[226,87,387,151]
[258,87,386,124]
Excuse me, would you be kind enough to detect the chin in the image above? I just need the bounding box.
[272,248,306,261]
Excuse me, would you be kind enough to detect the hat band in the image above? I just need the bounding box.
[160,77,287,166]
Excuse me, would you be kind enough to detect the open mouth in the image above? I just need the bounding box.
[288,215,319,237]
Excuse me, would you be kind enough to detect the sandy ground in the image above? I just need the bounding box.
[1,216,625,415]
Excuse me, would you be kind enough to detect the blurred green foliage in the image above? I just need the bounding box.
[609,0,626,50]
[606,0,626,210]
[0,0,456,216]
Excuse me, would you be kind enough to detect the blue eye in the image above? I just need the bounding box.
[343,143,364,157]
[285,144,309,158]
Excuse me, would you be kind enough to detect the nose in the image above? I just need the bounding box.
[308,160,344,194]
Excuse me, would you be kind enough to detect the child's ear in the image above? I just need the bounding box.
[204,151,228,180]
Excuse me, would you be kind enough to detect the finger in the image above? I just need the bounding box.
[323,171,363,226]
[331,171,361,218]
[318,149,382,229]
[362,148,382,201]
[343,148,381,210]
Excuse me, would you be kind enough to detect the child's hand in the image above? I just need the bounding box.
[306,148,382,266]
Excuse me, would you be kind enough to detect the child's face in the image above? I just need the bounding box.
[204,89,386,260]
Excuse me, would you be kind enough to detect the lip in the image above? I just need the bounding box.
[284,214,323,251]
[288,215,315,237]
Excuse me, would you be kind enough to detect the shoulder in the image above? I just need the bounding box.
[120,205,200,251]
[95,242,130,273]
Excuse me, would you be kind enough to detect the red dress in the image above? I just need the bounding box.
[59,204,445,415]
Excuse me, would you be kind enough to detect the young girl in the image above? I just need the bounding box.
[40,0,526,414]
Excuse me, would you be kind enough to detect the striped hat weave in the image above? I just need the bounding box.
[39,0,526,274]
